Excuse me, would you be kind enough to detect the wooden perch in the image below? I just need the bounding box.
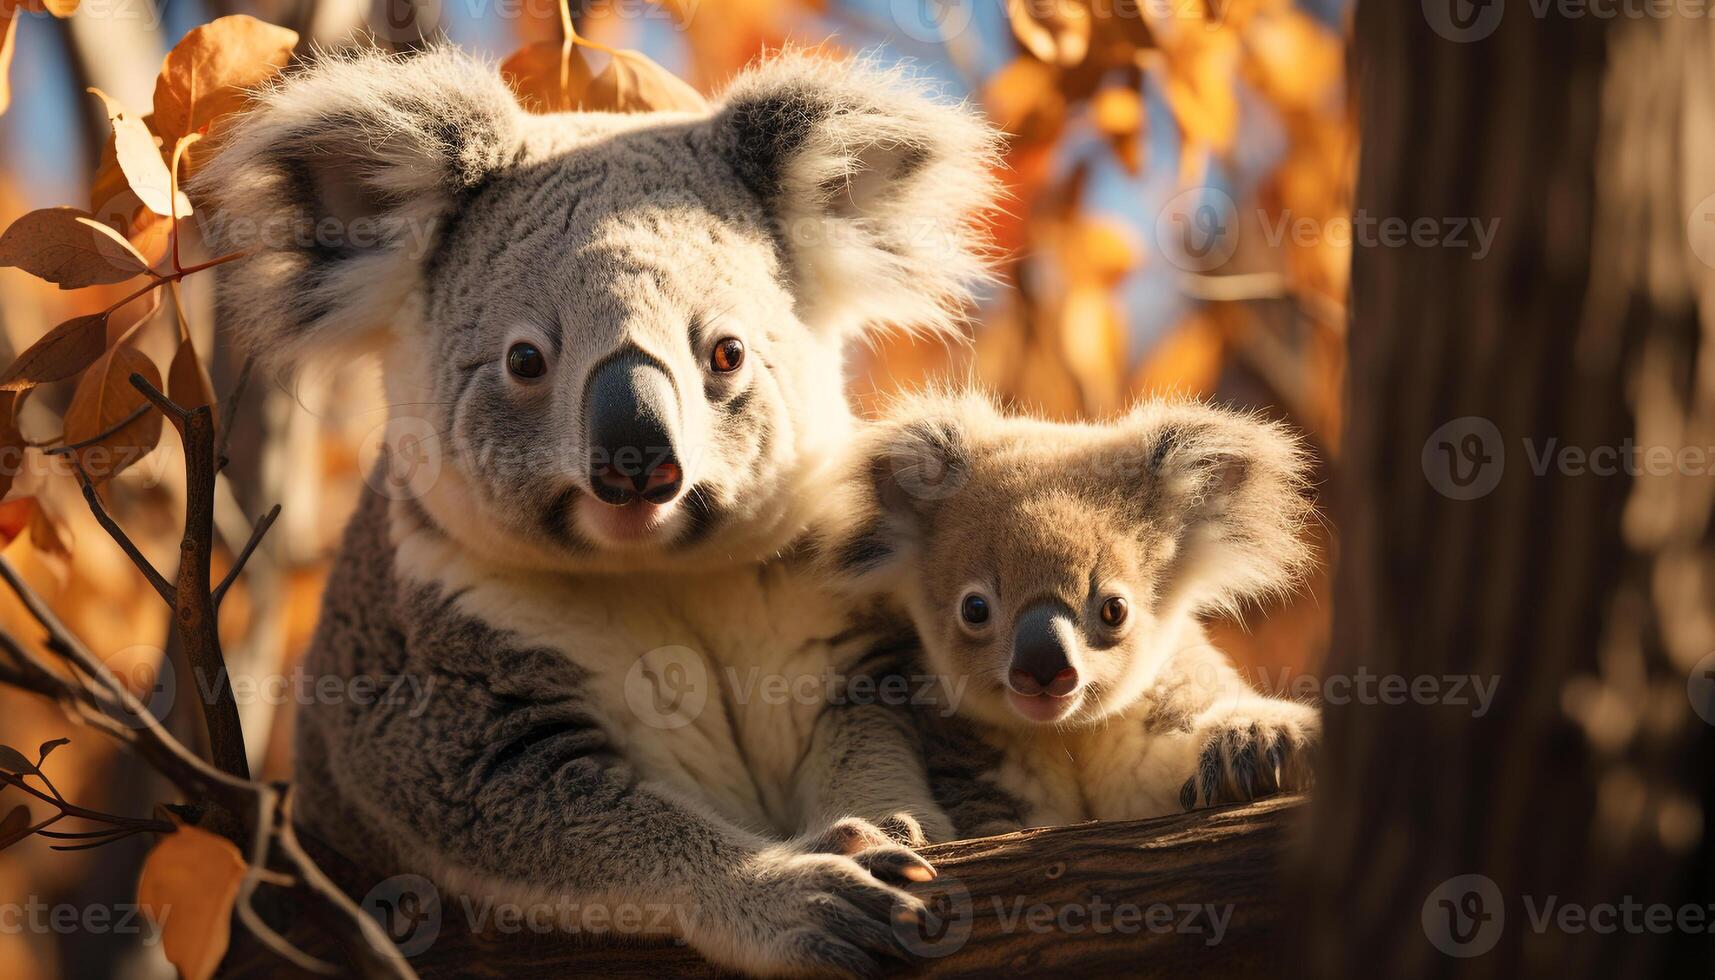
[230,795,1302,978]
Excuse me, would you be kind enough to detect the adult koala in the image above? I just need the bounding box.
[194,46,996,976]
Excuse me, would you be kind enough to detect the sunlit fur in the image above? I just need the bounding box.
[193,45,999,575]
[195,46,1003,975]
[817,390,1321,827]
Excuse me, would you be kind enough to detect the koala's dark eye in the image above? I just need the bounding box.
[507,342,547,380]
[960,593,990,627]
[711,337,745,373]
[1100,596,1129,628]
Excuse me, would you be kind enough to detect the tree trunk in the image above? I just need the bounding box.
[1305,3,1715,977]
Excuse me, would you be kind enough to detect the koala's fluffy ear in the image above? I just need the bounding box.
[190,46,520,366]
[714,53,1001,337]
[816,410,971,591]
[1127,403,1317,616]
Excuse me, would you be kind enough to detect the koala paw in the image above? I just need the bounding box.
[801,816,937,885]
[1179,699,1319,810]
[693,845,931,979]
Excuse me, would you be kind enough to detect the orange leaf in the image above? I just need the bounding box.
[1157,29,1241,154]
[0,12,18,117]
[63,346,164,484]
[0,312,109,391]
[0,803,30,850]
[26,501,68,560]
[167,337,215,416]
[89,89,190,219]
[152,16,298,180]
[138,824,247,980]
[501,40,593,114]
[91,127,175,270]
[0,498,33,545]
[584,50,708,114]
[0,207,151,288]
[0,419,21,504]
[1133,313,1226,397]
[19,0,80,15]
[1005,0,1091,68]
[1092,85,1144,174]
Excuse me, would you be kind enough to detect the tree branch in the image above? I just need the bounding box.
[214,503,280,608]
[67,466,176,603]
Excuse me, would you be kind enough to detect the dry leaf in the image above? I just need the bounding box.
[0,415,23,506]
[138,824,247,980]
[167,337,216,415]
[501,40,593,113]
[89,89,191,219]
[92,128,175,269]
[0,207,151,288]
[20,0,80,15]
[1133,313,1226,397]
[1006,0,1092,68]
[0,11,18,117]
[26,498,69,559]
[0,497,31,545]
[0,804,30,850]
[1092,85,1144,174]
[1157,29,1241,154]
[1242,11,1344,113]
[152,16,298,179]
[63,346,164,483]
[584,50,708,114]
[0,312,109,391]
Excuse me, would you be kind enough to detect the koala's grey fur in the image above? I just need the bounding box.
[195,46,998,977]
[815,391,1321,836]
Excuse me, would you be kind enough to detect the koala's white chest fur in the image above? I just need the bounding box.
[392,507,874,837]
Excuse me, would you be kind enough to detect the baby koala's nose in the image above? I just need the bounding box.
[1009,604,1080,698]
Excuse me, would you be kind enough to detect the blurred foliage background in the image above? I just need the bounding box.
[0,0,1350,974]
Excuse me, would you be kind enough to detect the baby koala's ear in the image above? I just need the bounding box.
[1126,402,1317,616]
[713,53,1001,338]
[190,46,521,368]
[814,413,970,590]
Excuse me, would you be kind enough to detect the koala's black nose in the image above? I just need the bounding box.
[1009,603,1080,698]
[586,349,683,507]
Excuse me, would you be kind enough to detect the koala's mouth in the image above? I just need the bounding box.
[574,493,684,548]
[1006,687,1083,725]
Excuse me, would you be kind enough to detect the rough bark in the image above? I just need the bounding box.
[1305,4,1715,978]
[229,796,1306,978]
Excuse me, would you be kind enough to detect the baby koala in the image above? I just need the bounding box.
[819,391,1321,835]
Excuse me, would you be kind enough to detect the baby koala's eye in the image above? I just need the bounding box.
[711,337,745,373]
[507,342,547,380]
[960,593,991,627]
[1100,596,1129,628]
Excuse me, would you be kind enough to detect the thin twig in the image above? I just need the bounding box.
[213,504,280,608]
[67,466,176,603]
[216,356,254,470]
[129,371,191,425]
[42,403,152,455]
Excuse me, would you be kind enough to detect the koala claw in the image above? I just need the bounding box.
[702,847,930,978]
[1179,701,1319,810]
[803,816,936,884]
